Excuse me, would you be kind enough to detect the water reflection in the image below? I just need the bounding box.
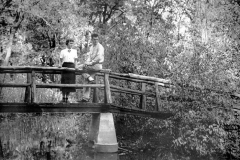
[84,147,119,160]
[84,149,155,160]
[94,152,119,160]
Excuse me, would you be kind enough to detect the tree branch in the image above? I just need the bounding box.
[173,0,193,21]
[12,11,24,29]
[108,11,125,31]
[105,3,118,23]
[102,3,107,23]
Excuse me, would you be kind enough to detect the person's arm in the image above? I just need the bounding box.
[89,45,104,65]
[74,50,78,68]
[59,50,63,67]
[84,47,92,66]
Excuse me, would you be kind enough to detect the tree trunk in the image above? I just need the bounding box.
[3,28,15,66]
[0,27,15,99]
[196,0,209,43]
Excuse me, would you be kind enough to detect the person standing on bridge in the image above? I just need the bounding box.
[80,33,104,102]
[59,39,78,103]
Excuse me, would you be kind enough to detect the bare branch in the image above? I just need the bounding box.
[105,3,118,23]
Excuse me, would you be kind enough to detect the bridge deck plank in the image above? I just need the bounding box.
[0,103,173,119]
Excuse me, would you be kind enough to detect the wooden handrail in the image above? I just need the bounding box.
[110,85,144,95]
[0,66,171,85]
[37,84,105,88]
[0,83,30,87]
[0,66,238,115]
[0,66,111,74]
[108,74,171,86]
[0,83,105,88]
[0,66,170,112]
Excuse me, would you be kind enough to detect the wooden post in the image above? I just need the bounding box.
[140,83,146,110]
[155,82,160,111]
[93,76,99,103]
[24,73,31,103]
[31,71,36,103]
[104,73,112,103]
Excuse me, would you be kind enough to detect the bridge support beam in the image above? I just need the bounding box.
[89,113,118,152]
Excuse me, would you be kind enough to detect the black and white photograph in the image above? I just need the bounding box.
[0,0,240,159]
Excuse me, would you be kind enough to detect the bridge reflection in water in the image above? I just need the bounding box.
[93,152,118,160]
[81,147,119,160]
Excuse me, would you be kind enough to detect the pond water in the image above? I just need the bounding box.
[0,114,160,160]
[66,148,157,160]
[1,113,235,160]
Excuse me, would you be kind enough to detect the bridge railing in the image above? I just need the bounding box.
[0,66,172,112]
[100,72,172,111]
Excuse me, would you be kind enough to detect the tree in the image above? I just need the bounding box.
[0,0,90,97]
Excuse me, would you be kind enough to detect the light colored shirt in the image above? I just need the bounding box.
[86,43,104,64]
[60,48,78,63]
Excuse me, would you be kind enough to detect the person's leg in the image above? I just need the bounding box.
[82,73,90,79]
[62,91,66,102]
[61,71,66,102]
[82,72,96,101]
[81,64,102,102]
[61,62,68,103]
[64,63,76,103]
[66,92,70,102]
[82,72,90,102]
[82,86,90,102]
[82,73,94,82]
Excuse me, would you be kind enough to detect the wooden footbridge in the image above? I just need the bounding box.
[0,66,239,153]
[0,66,175,152]
[0,66,173,118]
